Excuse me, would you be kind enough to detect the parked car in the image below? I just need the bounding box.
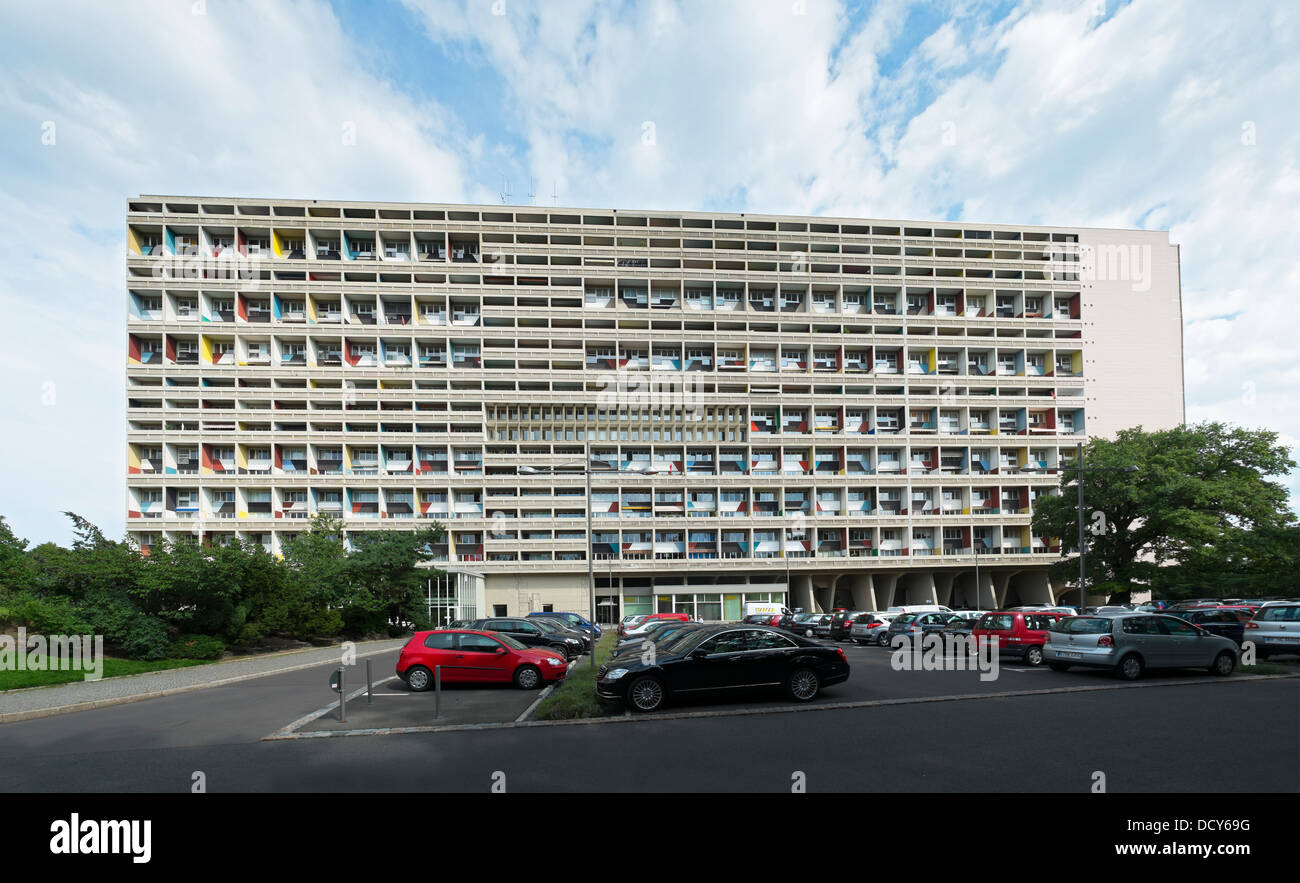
[1044,613,1238,679]
[528,611,601,638]
[616,621,706,654]
[1244,602,1300,659]
[829,610,866,641]
[397,630,567,691]
[849,613,896,646]
[528,617,593,653]
[810,614,834,639]
[622,612,691,640]
[617,614,649,638]
[1165,607,1248,646]
[884,611,956,646]
[972,610,1066,666]
[743,613,781,626]
[467,617,584,660]
[942,612,984,640]
[786,612,822,637]
[596,624,851,712]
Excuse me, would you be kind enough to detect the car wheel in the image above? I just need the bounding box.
[787,667,821,702]
[627,675,665,712]
[514,665,542,690]
[1023,645,1045,667]
[877,632,891,647]
[1048,662,1071,672]
[804,629,814,638]
[553,644,570,661]
[406,665,433,692]
[1210,651,1235,676]
[1115,653,1144,681]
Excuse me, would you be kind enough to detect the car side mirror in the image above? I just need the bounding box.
[496,647,508,654]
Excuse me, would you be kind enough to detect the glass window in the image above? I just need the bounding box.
[423,633,456,649]
[458,634,503,652]
[699,631,749,655]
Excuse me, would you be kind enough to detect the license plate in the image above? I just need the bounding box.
[1264,636,1299,643]
[1058,651,1082,659]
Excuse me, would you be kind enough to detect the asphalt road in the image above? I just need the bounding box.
[0,642,1295,792]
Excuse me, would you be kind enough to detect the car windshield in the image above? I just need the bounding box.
[1258,605,1300,621]
[532,619,565,634]
[894,614,916,625]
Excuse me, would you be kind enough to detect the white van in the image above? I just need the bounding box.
[743,601,791,618]
[886,604,953,615]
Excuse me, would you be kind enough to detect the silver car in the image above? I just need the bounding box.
[849,612,896,646]
[1246,603,1300,659]
[1044,613,1238,680]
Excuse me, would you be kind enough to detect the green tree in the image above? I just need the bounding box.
[1032,422,1296,602]
[0,515,34,593]
[341,524,445,634]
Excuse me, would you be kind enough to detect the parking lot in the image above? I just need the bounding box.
[271,636,1293,737]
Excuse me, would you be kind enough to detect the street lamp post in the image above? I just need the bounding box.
[523,453,663,669]
[1070,441,1139,611]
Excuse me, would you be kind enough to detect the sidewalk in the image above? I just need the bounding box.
[0,638,406,723]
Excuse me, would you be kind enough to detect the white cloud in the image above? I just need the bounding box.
[1,0,1297,543]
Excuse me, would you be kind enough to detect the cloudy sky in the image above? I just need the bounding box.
[0,0,1296,546]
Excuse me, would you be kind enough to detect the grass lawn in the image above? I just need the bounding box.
[0,657,214,691]
[533,633,620,721]
[1238,662,1295,675]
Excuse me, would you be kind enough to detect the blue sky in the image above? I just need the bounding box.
[0,0,1297,546]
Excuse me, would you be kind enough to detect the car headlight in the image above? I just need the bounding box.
[546,657,564,666]
[605,668,629,680]
[566,638,580,645]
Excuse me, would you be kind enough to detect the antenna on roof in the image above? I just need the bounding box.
[551,180,559,206]
[528,179,536,206]
[500,179,511,205]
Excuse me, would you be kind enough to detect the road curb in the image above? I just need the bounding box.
[258,671,1297,741]
[0,642,404,724]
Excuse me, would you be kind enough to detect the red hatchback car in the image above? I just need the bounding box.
[397,629,568,691]
[972,611,1066,666]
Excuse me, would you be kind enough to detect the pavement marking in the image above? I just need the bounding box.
[258,671,1296,742]
[0,642,405,725]
[267,674,399,736]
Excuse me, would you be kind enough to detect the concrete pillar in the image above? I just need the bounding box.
[902,571,937,605]
[812,577,834,612]
[848,573,874,611]
[992,570,1015,608]
[790,573,814,612]
[873,572,900,608]
[1015,570,1054,606]
[933,571,957,607]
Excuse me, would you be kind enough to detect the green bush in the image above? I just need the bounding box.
[2,591,92,635]
[167,633,226,660]
[121,615,172,661]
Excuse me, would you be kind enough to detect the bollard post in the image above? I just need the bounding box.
[434,665,441,719]
[367,658,373,704]
[338,666,346,722]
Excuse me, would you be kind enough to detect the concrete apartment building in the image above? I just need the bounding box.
[123,196,1184,624]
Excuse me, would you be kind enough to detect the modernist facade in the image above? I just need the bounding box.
[124,197,1184,624]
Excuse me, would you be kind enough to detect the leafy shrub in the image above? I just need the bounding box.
[120,615,172,661]
[167,634,226,660]
[2,591,92,635]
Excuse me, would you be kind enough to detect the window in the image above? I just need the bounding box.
[423,633,456,649]
[458,634,502,652]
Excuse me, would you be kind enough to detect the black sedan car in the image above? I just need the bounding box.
[596,624,850,712]
[467,617,585,660]
[1164,607,1248,645]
